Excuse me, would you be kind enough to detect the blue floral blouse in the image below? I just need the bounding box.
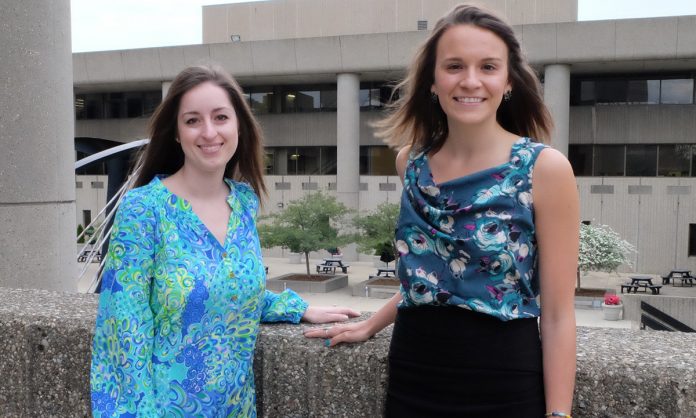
[90,177,308,417]
[395,137,547,321]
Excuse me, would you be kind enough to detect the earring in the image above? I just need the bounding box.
[175,137,180,143]
[431,92,439,103]
[503,90,512,101]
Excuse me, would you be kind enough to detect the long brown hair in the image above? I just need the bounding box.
[133,64,267,198]
[375,4,552,153]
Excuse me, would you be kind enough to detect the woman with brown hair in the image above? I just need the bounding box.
[90,64,359,417]
[306,4,578,417]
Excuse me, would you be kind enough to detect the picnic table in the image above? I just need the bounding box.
[661,270,693,287]
[316,258,350,274]
[620,276,662,294]
[77,246,102,263]
[369,267,396,279]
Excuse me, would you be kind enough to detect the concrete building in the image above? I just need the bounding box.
[73,0,696,274]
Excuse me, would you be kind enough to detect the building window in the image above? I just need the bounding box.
[658,144,692,177]
[359,82,392,110]
[83,210,92,228]
[660,79,694,104]
[593,145,625,176]
[75,91,161,120]
[265,147,337,175]
[360,146,397,175]
[568,145,593,176]
[571,75,694,105]
[626,145,657,176]
[250,90,274,114]
[689,224,696,257]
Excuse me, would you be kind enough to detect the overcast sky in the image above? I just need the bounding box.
[71,0,696,53]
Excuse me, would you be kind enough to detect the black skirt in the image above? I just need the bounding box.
[385,305,545,418]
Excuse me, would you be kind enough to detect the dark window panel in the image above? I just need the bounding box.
[320,89,337,111]
[658,144,691,177]
[568,145,593,176]
[689,224,696,257]
[593,145,625,176]
[626,145,657,176]
[359,146,397,175]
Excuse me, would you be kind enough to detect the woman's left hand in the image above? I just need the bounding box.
[301,306,361,324]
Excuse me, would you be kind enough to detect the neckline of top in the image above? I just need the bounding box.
[419,136,528,187]
[153,175,236,207]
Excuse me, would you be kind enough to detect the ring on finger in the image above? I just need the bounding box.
[324,327,329,337]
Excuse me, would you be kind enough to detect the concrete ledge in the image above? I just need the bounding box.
[623,294,696,330]
[351,278,400,299]
[266,273,348,293]
[0,287,695,417]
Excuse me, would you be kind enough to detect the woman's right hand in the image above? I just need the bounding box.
[303,320,375,347]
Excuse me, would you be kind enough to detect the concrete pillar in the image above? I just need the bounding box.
[543,64,571,156]
[336,73,360,209]
[276,148,288,175]
[162,81,172,98]
[0,0,76,291]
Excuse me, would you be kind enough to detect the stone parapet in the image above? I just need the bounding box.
[0,287,694,417]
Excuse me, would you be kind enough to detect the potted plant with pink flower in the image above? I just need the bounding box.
[602,294,623,321]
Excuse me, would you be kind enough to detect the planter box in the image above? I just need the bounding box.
[352,278,401,299]
[602,303,623,321]
[267,273,348,293]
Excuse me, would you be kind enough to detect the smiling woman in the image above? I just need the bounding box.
[89,64,360,417]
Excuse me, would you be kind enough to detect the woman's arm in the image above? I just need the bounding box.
[304,292,401,347]
[532,148,579,415]
[91,193,157,417]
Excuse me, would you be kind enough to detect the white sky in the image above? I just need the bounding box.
[71,0,696,53]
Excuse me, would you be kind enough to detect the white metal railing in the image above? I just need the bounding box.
[75,139,147,292]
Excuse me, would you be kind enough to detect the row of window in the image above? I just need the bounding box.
[570,75,695,105]
[76,73,696,120]
[75,91,161,120]
[245,82,392,114]
[569,144,696,177]
[75,82,393,120]
[264,146,396,176]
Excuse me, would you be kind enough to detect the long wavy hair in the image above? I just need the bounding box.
[133,64,267,199]
[375,4,552,153]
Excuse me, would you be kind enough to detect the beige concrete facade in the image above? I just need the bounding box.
[72,2,696,274]
[202,0,578,43]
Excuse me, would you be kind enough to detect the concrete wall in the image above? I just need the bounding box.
[202,0,579,43]
[577,177,696,274]
[75,175,109,229]
[74,16,696,90]
[623,294,696,331]
[1,287,695,417]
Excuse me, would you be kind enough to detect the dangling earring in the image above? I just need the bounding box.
[503,90,512,101]
[431,92,439,103]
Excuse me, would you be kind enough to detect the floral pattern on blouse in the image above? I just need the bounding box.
[395,137,547,321]
[91,177,308,417]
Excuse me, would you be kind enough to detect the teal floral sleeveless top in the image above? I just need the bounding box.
[395,137,547,321]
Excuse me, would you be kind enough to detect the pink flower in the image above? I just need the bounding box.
[604,294,621,305]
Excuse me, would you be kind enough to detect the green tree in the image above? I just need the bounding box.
[258,192,354,275]
[577,223,636,289]
[77,224,85,244]
[352,202,400,266]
